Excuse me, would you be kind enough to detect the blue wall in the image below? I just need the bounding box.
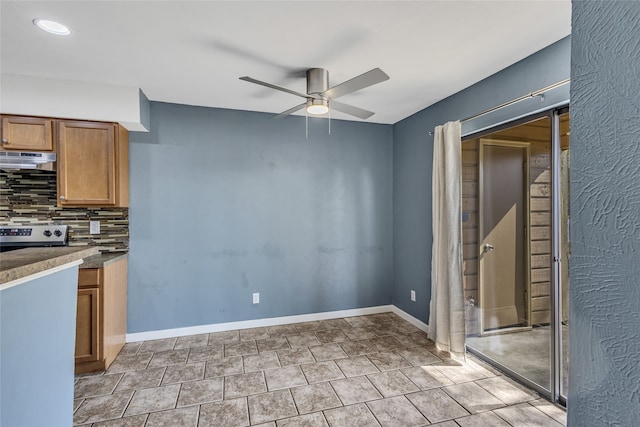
[1,267,79,427]
[392,37,571,323]
[128,104,393,333]
[569,2,640,425]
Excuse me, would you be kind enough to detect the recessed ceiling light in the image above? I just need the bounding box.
[33,18,71,36]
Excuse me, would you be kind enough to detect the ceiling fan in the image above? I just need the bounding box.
[240,68,390,120]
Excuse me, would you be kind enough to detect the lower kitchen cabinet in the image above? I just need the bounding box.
[75,256,127,373]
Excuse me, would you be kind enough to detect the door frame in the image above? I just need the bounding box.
[478,138,531,337]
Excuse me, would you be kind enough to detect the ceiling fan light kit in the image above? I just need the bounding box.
[307,98,329,115]
[240,67,389,122]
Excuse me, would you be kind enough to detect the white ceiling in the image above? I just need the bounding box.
[0,1,571,124]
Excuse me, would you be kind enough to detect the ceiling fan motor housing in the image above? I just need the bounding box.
[307,68,329,96]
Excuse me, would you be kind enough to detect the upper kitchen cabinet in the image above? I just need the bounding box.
[1,115,54,151]
[57,121,129,207]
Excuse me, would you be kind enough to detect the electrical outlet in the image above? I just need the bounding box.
[253,293,260,304]
[89,220,100,235]
[411,290,416,302]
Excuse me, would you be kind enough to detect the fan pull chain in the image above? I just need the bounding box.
[305,109,308,139]
[328,106,331,135]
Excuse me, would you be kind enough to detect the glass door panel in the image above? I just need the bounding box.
[465,116,553,393]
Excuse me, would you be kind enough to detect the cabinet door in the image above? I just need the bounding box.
[57,121,116,206]
[75,287,100,363]
[1,116,54,151]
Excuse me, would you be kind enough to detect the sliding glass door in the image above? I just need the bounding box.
[463,109,569,403]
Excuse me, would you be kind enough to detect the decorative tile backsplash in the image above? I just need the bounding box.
[0,169,129,253]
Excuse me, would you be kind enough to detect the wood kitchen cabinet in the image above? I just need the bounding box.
[57,120,129,207]
[75,256,128,374]
[0,115,54,151]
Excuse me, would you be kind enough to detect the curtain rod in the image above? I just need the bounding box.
[428,78,570,135]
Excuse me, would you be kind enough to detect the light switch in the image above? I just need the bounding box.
[89,220,100,235]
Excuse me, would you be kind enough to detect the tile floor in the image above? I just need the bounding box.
[73,313,566,426]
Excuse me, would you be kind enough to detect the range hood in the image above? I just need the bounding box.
[0,151,56,170]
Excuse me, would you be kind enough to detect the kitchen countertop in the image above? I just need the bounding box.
[81,252,128,269]
[0,246,99,285]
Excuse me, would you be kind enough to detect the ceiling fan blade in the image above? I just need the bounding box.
[322,68,389,100]
[273,103,307,119]
[240,76,314,99]
[330,100,375,120]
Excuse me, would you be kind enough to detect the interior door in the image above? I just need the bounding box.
[480,140,530,333]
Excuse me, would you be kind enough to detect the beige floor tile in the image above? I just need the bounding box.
[316,330,349,344]
[406,389,469,423]
[309,343,348,361]
[123,384,180,416]
[248,389,298,424]
[161,362,205,385]
[187,345,223,363]
[286,333,322,348]
[265,365,308,391]
[277,347,316,366]
[268,324,300,337]
[429,422,458,427]
[254,423,276,427]
[330,376,382,405]
[290,382,342,414]
[240,327,271,341]
[432,362,487,383]
[494,402,563,426]
[74,398,84,413]
[367,352,412,371]
[74,373,123,398]
[367,336,404,352]
[335,355,380,377]
[321,319,352,330]
[147,348,190,368]
[118,342,142,356]
[204,356,243,378]
[208,330,240,345]
[366,370,419,397]
[401,366,454,390]
[177,378,224,407]
[199,397,249,426]
[146,406,199,427]
[342,327,379,341]
[396,346,441,366]
[323,403,380,427]
[366,395,429,426]
[455,411,510,426]
[340,340,375,357]
[114,367,166,392]
[224,370,267,399]
[91,414,148,427]
[225,340,259,357]
[301,361,346,384]
[73,391,134,425]
[107,353,153,374]
[138,337,177,353]
[529,399,567,425]
[276,411,329,426]
[443,382,505,414]
[343,316,377,328]
[294,321,325,333]
[243,351,281,372]
[174,334,209,350]
[257,337,291,352]
[475,376,537,405]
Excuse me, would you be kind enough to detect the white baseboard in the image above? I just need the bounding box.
[391,305,429,333]
[126,305,394,342]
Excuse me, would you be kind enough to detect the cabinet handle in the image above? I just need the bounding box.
[1,138,7,145]
[59,196,65,200]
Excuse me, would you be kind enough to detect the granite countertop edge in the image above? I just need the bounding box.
[80,252,128,269]
[0,247,100,284]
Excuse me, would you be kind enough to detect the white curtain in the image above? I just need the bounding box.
[428,120,466,360]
